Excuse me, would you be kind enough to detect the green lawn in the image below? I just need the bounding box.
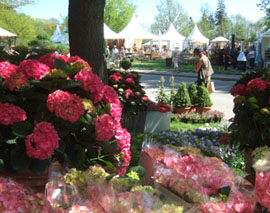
[170,120,223,132]
[131,59,245,75]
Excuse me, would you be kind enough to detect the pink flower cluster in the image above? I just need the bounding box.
[150,102,172,113]
[18,59,50,80]
[4,72,28,91]
[25,122,60,160]
[124,89,134,99]
[255,170,270,209]
[0,61,18,79]
[47,90,85,123]
[103,85,121,106]
[94,114,115,142]
[125,78,135,84]
[39,53,69,69]
[69,56,92,72]
[74,70,104,103]
[247,78,267,93]
[109,72,122,82]
[0,102,26,125]
[0,177,56,212]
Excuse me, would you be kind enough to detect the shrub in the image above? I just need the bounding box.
[173,82,191,108]
[188,82,197,105]
[195,84,213,107]
[120,59,132,70]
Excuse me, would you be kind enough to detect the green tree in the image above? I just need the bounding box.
[230,14,250,42]
[257,0,270,28]
[215,0,227,25]
[150,0,191,36]
[198,4,215,40]
[0,0,35,10]
[104,0,136,33]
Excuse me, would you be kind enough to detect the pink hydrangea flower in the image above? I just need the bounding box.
[230,84,248,97]
[109,74,121,82]
[47,90,85,123]
[255,171,270,209]
[125,78,135,84]
[0,102,26,125]
[69,56,92,72]
[124,89,134,99]
[94,114,115,142]
[102,85,121,106]
[4,72,28,91]
[74,70,104,103]
[25,122,59,160]
[39,53,69,69]
[200,202,229,213]
[110,103,122,124]
[0,61,18,79]
[115,126,131,150]
[247,78,267,93]
[18,59,50,80]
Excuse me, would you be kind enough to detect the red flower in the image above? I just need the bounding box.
[0,102,26,125]
[25,122,59,160]
[150,102,172,113]
[125,78,135,84]
[247,78,267,93]
[141,96,150,101]
[94,114,115,142]
[47,90,85,123]
[109,74,121,82]
[0,61,18,79]
[218,133,231,145]
[39,53,68,69]
[18,59,50,80]
[74,70,104,103]
[124,89,134,99]
[230,84,248,97]
[110,103,122,124]
[4,72,28,91]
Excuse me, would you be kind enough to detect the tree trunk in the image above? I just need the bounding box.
[68,0,107,84]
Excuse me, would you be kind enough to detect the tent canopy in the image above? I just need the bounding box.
[258,28,270,61]
[185,24,209,44]
[211,36,229,42]
[50,25,62,42]
[0,27,16,38]
[104,24,119,39]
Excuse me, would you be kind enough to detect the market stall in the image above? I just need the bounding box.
[0,27,17,47]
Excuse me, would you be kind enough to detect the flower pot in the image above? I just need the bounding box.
[189,105,196,113]
[174,107,191,114]
[196,107,211,114]
[0,169,48,192]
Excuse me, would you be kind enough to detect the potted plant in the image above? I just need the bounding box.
[173,82,191,114]
[120,59,132,71]
[195,84,213,114]
[0,53,131,190]
[188,82,197,112]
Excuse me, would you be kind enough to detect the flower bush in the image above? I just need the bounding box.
[173,82,191,108]
[108,70,150,117]
[0,53,131,175]
[229,72,270,150]
[174,110,224,123]
[150,101,172,113]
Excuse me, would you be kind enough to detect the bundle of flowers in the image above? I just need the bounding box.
[46,164,184,212]
[141,144,255,211]
[108,70,150,116]
[0,53,131,176]
[174,110,224,123]
[150,101,172,113]
[0,177,57,212]
[229,76,270,150]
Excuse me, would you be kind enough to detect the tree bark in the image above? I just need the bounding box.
[68,0,107,84]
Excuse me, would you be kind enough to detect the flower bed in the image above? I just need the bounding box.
[174,110,224,123]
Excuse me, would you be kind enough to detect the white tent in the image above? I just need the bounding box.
[184,24,209,49]
[50,25,62,42]
[104,24,119,39]
[257,28,270,61]
[0,27,16,38]
[211,36,229,42]
[117,15,158,48]
[159,23,185,51]
[54,27,69,47]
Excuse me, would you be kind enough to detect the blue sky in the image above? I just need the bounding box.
[18,0,265,24]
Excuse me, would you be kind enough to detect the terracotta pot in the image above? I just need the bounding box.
[196,107,211,114]
[189,105,196,113]
[174,107,191,114]
[0,169,48,192]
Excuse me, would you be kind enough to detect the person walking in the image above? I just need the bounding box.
[111,45,119,62]
[172,51,179,72]
[248,47,256,69]
[194,48,214,87]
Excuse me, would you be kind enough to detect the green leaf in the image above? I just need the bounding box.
[5,138,17,145]
[55,140,66,154]
[59,80,81,90]
[12,121,33,138]
[11,146,31,170]
[6,94,19,102]
[248,97,257,104]
[54,58,68,70]
[29,159,49,174]
[129,166,145,179]
[218,186,231,196]
[100,159,114,170]
[30,80,54,91]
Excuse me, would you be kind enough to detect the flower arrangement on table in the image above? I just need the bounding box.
[141,143,255,212]
[0,53,131,176]
[108,70,150,117]
[174,110,224,123]
[45,164,184,212]
[229,73,270,150]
